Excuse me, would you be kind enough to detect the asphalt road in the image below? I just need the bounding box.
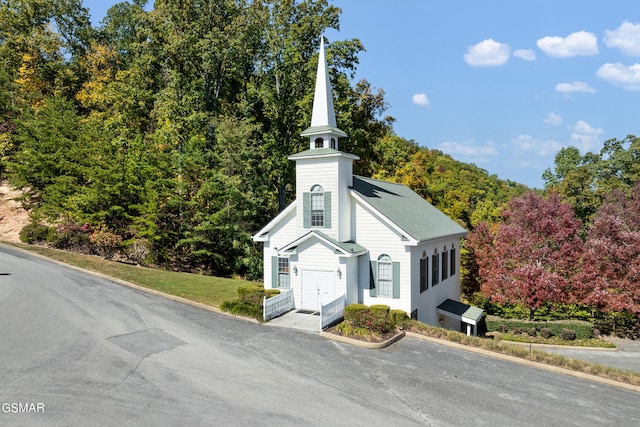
[1,244,639,426]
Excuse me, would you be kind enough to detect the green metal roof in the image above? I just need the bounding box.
[288,147,359,160]
[312,230,368,255]
[300,124,347,137]
[437,299,484,324]
[351,176,467,242]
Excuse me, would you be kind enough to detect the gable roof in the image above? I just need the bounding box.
[288,147,358,161]
[350,175,467,243]
[253,201,296,241]
[279,230,367,258]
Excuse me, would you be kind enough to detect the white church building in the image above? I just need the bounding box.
[253,39,480,331]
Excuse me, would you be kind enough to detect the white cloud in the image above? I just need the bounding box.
[464,39,510,66]
[596,62,640,90]
[544,113,563,126]
[512,135,562,156]
[412,93,430,106]
[438,140,498,162]
[555,81,596,94]
[604,21,640,56]
[569,120,604,152]
[537,31,598,58]
[513,49,536,61]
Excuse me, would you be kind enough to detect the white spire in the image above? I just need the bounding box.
[301,36,347,149]
[310,37,337,128]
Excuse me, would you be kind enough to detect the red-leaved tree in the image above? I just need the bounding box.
[467,191,584,318]
[578,184,640,315]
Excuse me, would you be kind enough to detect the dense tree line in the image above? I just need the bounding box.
[0,0,519,279]
[467,139,640,335]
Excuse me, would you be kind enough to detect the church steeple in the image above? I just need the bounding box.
[301,37,347,150]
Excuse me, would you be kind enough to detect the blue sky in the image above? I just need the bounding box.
[85,1,640,188]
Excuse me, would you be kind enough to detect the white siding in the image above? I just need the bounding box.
[353,200,412,314]
[288,238,348,309]
[263,208,297,289]
[410,238,463,326]
[294,155,353,241]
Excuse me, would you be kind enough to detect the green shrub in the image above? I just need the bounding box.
[369,304,390,316]
[344,304,369,324]
[561,328,576,340]
[220,285,267,321]
[527,327,537,337]
[236,284,265,304]
[343,304,393,334]
[486,317,593,340]
[390,309,409,326]
[19,223,55,244]
[220,300,263,321]
[264,289,281,299]
[336,322,372,338]
[540,327,553,339]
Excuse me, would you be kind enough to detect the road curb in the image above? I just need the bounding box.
[320,330,404,349]
[405,332,640,394]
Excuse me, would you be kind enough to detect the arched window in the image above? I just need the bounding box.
[310,185,324,227]
[330,138,336,149]
[420,251,428,293]
[315,137,323,148]
[431,249,440,286]
[377,254,393,297]
[450,245,456,277]
[442,246,449,281]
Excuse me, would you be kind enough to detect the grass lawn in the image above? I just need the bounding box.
[6,242,255,307]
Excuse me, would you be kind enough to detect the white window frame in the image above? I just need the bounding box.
[377,254,393,297]
[310,184,324,227]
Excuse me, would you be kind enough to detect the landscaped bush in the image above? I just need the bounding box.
[527,327,537,337]
[560,328,577,340]
[540,327,553,339]
[390,309,409,326]
[486,316,593,340]
[344,304,369,323]
[343,304,393,334]
[220,284,266,321]
[19,223,55,244]
[220,299,263,321]
[369,304,390,317]
[264,289,281,299]
[236,284,265,304]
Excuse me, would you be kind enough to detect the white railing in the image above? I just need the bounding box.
[263,290,294,322]
[320,294,346,330]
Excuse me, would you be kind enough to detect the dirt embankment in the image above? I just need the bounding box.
[0,181,29,243]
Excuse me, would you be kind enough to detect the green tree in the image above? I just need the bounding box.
[7,96,87,216]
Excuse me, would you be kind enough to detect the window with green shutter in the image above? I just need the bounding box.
[371,255,400,299]
[432,252,440,286]
[271,256,290,289]
[303,185,331,229]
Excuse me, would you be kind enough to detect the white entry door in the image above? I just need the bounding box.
[301,270,335,312]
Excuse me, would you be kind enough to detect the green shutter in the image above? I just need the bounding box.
[271,256,278,288]
[392,262,400,299]
[303,192,310,228]
[369,261,377,297]
[324,191,331,228]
